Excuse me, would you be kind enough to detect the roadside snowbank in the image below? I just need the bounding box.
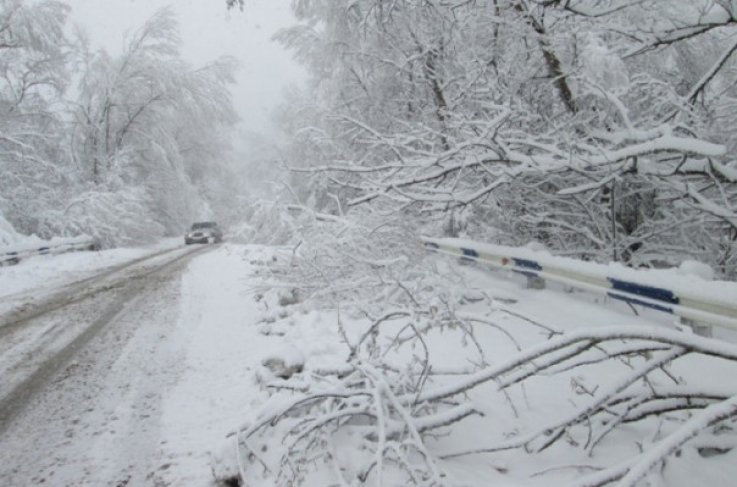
[0,213,41,247]
[0,238,181,301]
[199,245,737,487]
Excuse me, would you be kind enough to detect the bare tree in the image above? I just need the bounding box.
[0,0,72,235]
[67,8,240,245]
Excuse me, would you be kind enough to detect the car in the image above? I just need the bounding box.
[184,221,223,244]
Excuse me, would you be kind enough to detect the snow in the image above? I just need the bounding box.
[155,245,275,486]
[581,34,630,92]
[678,260,715,281]
[0,238,181,308]
[261,344,306,379]
[615,393,737,487]
[2,243,737,486]
[0,213,42,248]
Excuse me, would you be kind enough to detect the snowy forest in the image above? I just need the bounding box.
[239,0,737,280]
[1,1,242,248]
[3,0,736,275]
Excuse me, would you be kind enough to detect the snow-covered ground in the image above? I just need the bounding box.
[0,238,181,307]
[1,243,735,486]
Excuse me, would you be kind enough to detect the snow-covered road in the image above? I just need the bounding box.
[0,244,213,428]
[0,243,272,486]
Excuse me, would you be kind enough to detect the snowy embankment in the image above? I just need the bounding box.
[156,244,351,485]
[214,243,737,487]
[157,244,737,487]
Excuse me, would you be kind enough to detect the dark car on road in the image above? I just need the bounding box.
[185,221,223,245]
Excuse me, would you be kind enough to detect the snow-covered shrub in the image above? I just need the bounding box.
[276,288,299,307]
[0,212,28,247]
[678,260,715,281]
[251,206,429,313]
[41,188,165,248]
[227,200,304,246]
[260,345,305,380]
[234,362,466,486]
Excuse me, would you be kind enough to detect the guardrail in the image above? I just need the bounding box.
[0,237,100,267]
[422,236,737,336]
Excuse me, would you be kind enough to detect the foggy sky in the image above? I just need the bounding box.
[63,0,306,137]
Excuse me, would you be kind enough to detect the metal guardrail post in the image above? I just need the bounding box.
[680,318,713,338]
[527,275,546,290]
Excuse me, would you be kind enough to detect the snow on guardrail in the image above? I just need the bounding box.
[0,236,100,267]
[421,236,737,334]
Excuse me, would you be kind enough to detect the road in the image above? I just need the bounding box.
[0,244,216,486]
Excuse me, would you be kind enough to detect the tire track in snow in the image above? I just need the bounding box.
[0,245,194,339]
[0,244,216,434]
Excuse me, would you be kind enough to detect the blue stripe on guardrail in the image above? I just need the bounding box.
[2,251,19,266]
[511,257,542,277]
[513,258,543,271]
[460,247,479,262]
[608,278,680,305]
